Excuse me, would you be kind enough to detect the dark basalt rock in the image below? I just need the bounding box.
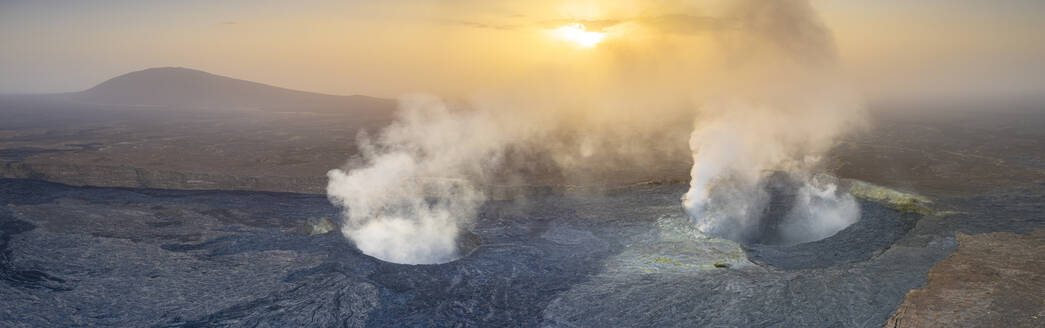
[744,201,923,270]
[0,179,1041,327]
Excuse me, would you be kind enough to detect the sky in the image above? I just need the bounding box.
[1,0,1044,104]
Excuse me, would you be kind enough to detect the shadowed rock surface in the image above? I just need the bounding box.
[0,177,1042,327]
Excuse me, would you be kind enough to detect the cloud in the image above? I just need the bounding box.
[431,18,518,30]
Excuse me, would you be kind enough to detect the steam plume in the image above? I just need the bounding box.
[682,0,864,244]
[327,96,506,264]
[327,0,866,263]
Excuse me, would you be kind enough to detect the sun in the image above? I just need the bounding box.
[553,23,605,48]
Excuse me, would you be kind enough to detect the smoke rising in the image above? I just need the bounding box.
[327,0,866,263]
[780,175,861,245]
[326,96,507,264]
[682,0,864,244]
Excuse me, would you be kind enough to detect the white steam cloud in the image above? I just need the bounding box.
[327,96,507,264]
[327,0,867,263]
[682,0,864,244]
[780,176,861,244]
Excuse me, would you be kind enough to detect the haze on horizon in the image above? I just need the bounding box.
[2,0,1045,105]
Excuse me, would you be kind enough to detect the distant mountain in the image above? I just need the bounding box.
[68,67,396,113]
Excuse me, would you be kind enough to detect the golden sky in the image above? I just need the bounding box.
[2,0,1043,103]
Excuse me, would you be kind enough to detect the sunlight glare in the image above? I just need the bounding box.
[554,23,605,48]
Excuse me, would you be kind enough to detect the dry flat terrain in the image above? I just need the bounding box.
[0,68,397,194]
[887,229,1045,327]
